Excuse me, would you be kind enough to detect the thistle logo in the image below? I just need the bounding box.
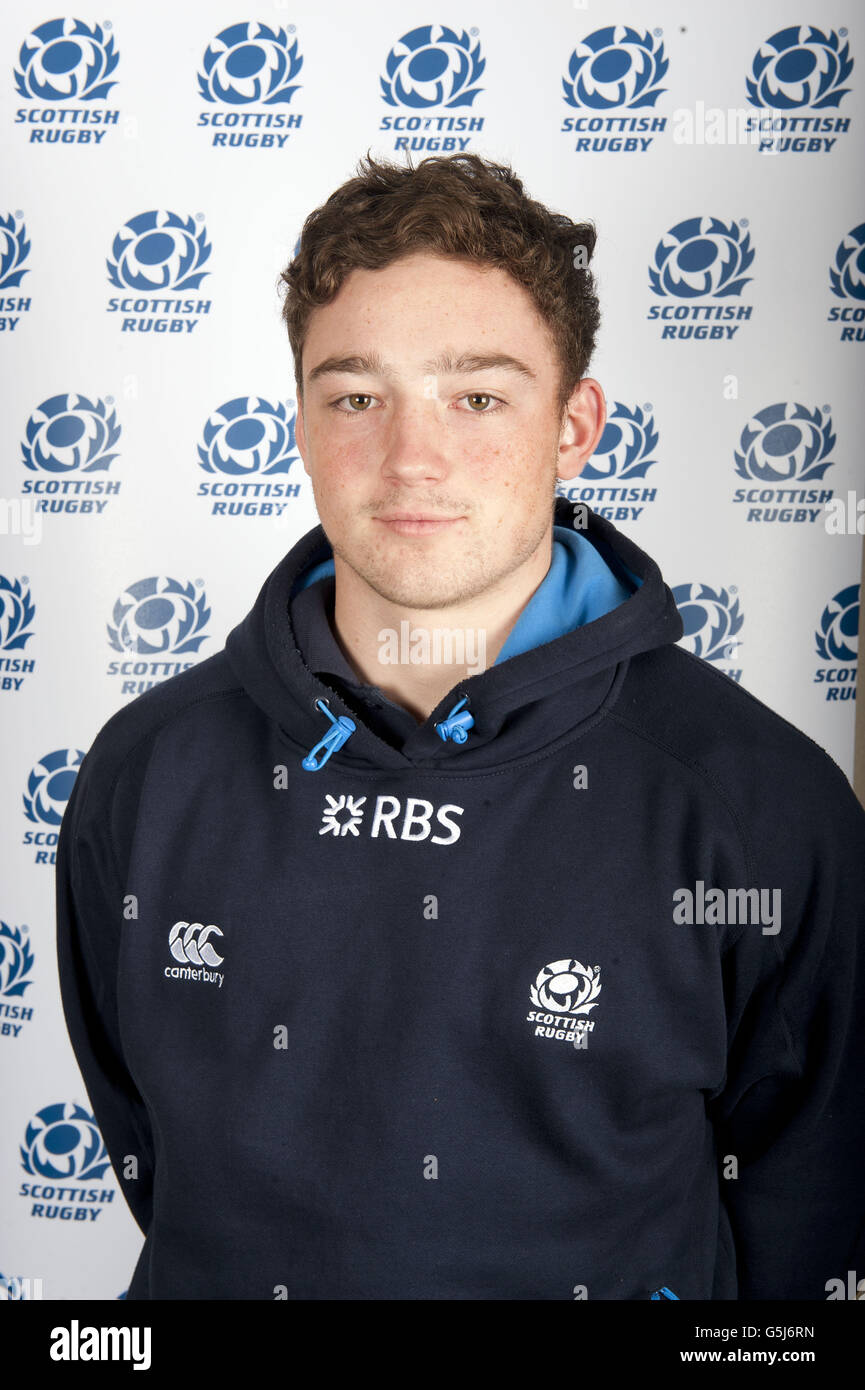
[673,584,744,684]
[21,392,121,516]
[106,210,212,334]
[12,17,120,144]
[556,401,659,521]
[561,25,668,153]
[527,959,601,1046]
[732,402,836,524]
[648,216,754,341]
[22,747,83,865]
[106,576,211,697]
[0,212,31,332]
[380,24,486,154]
[166,921,225,988]
[18,1102,115,1222]
[197,396,301,518]
[0,575,36,692]
[197,21,304,150]
[0,922,35,1039]
[318,793,464,844]
[814,584,858,702]
[828,222,865,342]
[745,25,853,156]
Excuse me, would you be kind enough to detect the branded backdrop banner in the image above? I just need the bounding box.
[0,0,862,1300]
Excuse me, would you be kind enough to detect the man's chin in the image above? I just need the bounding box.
[368,580,468,610]
[330,531,486,609]
[351,560,477,611]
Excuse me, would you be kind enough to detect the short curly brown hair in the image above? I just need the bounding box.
[278,150,600,421]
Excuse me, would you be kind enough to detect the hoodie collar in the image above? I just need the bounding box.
[225,497,684,772]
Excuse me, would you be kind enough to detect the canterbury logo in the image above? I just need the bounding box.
[169,921,225,967]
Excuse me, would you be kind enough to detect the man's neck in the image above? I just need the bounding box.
[329,533,554,723]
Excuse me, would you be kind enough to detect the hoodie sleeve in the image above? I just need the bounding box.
[55,742,155,1239]
[708,750,865,1300]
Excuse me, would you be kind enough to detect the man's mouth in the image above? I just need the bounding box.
[373,515,464,535]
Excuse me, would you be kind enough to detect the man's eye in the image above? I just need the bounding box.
[332,394,376,412]
[460,393,504,413]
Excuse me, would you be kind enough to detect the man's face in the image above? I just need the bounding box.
[294,250,576,610]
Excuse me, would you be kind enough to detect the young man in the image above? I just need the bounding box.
[56,153,865,1300]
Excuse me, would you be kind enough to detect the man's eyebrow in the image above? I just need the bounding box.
[306,350,537,385]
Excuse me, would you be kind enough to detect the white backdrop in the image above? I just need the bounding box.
[1,0,862,1299]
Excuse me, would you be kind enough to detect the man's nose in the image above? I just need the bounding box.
[379,397,451,481]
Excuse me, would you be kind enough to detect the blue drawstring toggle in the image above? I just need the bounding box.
[301,698,356,770]
[434,695,474,745]
[650,1287,679,1300]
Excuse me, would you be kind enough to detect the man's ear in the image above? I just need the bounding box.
[557,378,606,483]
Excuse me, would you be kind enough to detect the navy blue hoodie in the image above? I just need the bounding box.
[55,499,865,1300]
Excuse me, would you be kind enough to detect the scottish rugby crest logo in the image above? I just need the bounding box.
[527,958,601,1048]
[379,24,487,153]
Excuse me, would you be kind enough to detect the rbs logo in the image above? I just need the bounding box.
[319,793,464,844]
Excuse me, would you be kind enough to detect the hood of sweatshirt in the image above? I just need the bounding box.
[225,496,684,773]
